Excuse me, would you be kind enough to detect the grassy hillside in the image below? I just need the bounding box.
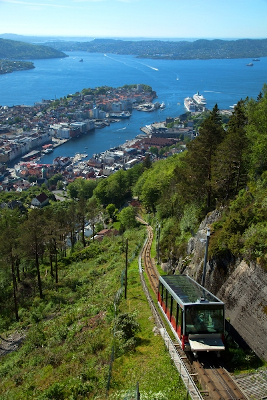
[0,226,186,400]
[0,38,67,59]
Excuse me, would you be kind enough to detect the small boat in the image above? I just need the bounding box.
[247,62,253,66]
[253,58,260,61]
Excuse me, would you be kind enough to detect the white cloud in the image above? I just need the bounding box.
[72,0,137,2]
[1,0,74,7]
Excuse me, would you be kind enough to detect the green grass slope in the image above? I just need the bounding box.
[0,226,186,400]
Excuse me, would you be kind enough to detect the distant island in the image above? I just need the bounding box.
[0,59,35,74]
[0,38,67,60]
[41,38,267,60]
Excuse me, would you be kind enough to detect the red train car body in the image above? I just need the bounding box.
[158,275,225,355]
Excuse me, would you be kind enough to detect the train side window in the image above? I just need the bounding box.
[178,305,183,334]
[161,283,164,298]
[163,287,168,309]
[159,282,163,303]
[172,299,178,328]
[165,289,168,310]
[172,299,177,318]
[176,303,179,329]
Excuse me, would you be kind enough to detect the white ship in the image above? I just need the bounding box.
[193,91,207,106]
[184,97,196,112]
[109,111,131,118]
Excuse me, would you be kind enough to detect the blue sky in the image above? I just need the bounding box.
[1,0,267,39]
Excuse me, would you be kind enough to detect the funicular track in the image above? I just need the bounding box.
[193,354,248,400]
[138,217,249,400]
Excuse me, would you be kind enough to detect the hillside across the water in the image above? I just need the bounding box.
[42,38,267,60]
[0,38,67,60]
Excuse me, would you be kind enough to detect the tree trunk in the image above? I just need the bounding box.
[81,217,86,247]
[11,257,19,321]
[50,252,54,277]
[55,246,58,284]
[35,251,43,299]
[16,259,20,283]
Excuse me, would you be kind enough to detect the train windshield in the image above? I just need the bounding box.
[185,305,224,335]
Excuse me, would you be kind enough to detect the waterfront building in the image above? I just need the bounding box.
[70,122,88,133]
[112,102,122,112]
[57,127,71,139]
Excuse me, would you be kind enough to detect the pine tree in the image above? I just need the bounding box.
[212,101,248,202]
[19,209,45,299]
[0,210,21,321]
[186,104,225,210]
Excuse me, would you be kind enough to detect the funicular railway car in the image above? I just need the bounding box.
[158,275,225,356]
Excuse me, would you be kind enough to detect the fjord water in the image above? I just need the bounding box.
[0,52,266,162]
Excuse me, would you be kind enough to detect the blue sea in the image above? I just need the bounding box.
[0,52,266,163]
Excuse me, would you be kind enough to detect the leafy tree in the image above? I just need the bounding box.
[106,203,117,221]
[134,155,180,214]
[149,146,159,156]
[28,175,37,183]
[56,180,64,190]
[48,173,63,188]
[125,163,144,190]
[94,170,128,208]
[68,178,97,200]
[119,206,137,231]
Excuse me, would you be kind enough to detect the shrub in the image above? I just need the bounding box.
[25,324,46,350]
[113,312,140,341]
[39,382,65,399]
[242,222,267,262]
[113,312,140,355]
[180,203,200,235]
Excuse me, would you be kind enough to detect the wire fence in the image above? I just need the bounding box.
[106,241,142,398]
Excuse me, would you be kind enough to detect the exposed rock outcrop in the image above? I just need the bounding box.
[218,261,267,360]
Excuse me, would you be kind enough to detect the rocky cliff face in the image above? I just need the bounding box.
[179,210,267,361]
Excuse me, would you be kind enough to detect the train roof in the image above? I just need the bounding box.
[159,275,224,306]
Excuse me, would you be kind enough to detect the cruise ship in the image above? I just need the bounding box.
[193,91,207,106]
[184,97,197,112]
